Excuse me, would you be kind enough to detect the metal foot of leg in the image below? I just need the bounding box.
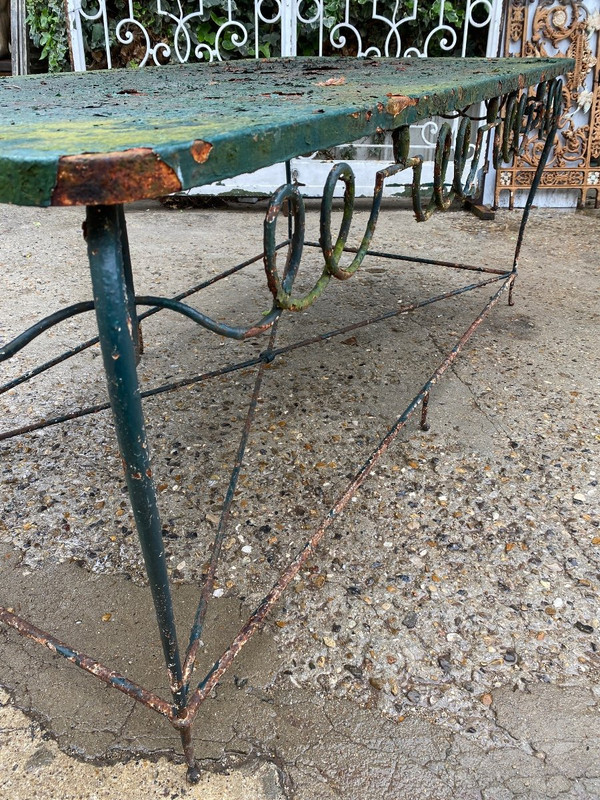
[186,765,201,785]
[181,728,201,784]
[420,392,431,431]
[508,276,516,306]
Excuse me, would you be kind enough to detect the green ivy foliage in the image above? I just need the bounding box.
[25,0,488,72]
[25,0,69,71]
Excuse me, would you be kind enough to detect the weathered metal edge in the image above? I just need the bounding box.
[0,57,574,207]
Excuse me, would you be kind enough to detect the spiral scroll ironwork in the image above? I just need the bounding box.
[261,77,563,312]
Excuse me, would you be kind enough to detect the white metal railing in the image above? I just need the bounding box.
[66,0,500,69]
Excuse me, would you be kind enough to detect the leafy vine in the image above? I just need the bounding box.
[24,0,488,72]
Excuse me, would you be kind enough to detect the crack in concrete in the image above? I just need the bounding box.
[418,321,514,443]
[319,704,397,755]
[115,700,137,743]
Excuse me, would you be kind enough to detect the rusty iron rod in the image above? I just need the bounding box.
[179,275,514,727]
[182,321,281,686]
[0,242,289,397]
[420,391,431,431]
[305,242,509,275]
[508,91,561,305]
[0,607,175,721]
[0,356,264,442]
[0,274,507,443]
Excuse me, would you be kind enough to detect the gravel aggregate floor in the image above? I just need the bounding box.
[0,199,599,798]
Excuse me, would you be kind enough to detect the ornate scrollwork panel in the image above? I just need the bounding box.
[69,0,495,68]
[259,80,563,318]
[496,0,600,206]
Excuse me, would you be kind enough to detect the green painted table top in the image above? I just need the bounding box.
[0,56,571,207]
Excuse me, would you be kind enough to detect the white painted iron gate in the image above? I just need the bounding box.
[65,0,503,197]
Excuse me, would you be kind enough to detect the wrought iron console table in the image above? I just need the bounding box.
[0,56,571,782]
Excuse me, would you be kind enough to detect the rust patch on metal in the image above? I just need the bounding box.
[190,140,213,164]
[243,318,277,338]
[386,94,417,116]
[51,148,182,206]
[315,76,346,87]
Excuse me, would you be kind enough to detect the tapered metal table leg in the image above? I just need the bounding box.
[85,204,185,709]
[117,205,143,362]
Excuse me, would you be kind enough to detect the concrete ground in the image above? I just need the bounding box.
[0,198,598,799]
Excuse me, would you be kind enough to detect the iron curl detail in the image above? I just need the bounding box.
[263,78,564,312]
[263,160,406,311]
[319,161,406,279]
[398,118,479,222]
[400,77,564,221]
[263,183,313,310]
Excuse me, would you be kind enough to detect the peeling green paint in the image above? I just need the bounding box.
[0,56,573,207]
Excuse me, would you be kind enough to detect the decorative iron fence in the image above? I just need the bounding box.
[66,0,499,69]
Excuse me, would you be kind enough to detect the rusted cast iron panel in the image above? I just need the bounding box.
[0,56,571,206]
[497,0,600,207]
